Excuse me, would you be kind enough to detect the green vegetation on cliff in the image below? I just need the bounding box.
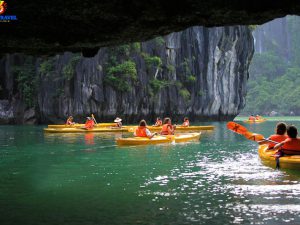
[13,57,37,108]
[244,16,300,115]
[105,60,137,92]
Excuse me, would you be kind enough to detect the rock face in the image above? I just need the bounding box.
[0,26,254,124]
[254,17,291,60]
[1,0,299,56]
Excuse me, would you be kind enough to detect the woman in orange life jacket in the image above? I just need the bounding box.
[182,117,190,127]
[249,115,255,121]
[85,117,95,130]
[258,122,287,149]
[273,125,300,156]
[153,117,162,127]
[134,120,157,139]
[160,117,176,135]
[66,116,75,125]
[113,117,122,128]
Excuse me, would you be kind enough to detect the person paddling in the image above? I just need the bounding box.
[273,125,300,156]
[85,117,95,130]
[134,120,157,139]
[259,122,287,149]
[160,117,176,135]
[182,117,190,127]
[153,117,162,127]
[249,115,255,121]
[66,116,75,125]
[113,117,122,128]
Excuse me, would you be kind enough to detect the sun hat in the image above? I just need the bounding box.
[114,117,122,122]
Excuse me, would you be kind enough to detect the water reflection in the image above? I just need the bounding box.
[85,133,95,145]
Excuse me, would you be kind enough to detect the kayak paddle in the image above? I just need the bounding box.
[227,121,278,143]
[91,114,98,125]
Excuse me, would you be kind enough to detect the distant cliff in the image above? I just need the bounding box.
[0,26,254,124]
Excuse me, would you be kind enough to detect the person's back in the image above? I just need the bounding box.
[113,117,122,128]
[135,126,148,137]
[161,117,175,135]
[266,122,287,149]
[85,117,95,129]
[134,120,156,138]
[274,125,300,155]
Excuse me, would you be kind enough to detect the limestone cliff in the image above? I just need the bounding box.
[0,25,254,124]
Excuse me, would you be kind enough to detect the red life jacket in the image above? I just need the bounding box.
[183,120,190,126]
[281,138,300,154]
[135,127,148,137]
[268,134,287,148]
[161,124,173,135]
[85,120,94,129]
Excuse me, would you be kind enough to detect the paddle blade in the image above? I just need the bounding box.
[244,132,265,141]
[227,122,248,135]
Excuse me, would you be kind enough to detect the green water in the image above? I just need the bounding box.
[1,120,300,225]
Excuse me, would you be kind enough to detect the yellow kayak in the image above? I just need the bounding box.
[127,125,214,132]
[44,127,128,133]
[258,144,300,170]
[116,132,201,146]
[244,119,266,123]
[48,123,117,128]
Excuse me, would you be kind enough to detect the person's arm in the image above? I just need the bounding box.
[258,139,269,145]
[273,142,284,151]
[146,129,157,139]
[167,126,175,135]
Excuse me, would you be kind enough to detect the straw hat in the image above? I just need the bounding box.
[114,117,122,123]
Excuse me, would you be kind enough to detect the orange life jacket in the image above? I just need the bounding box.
[268,134,287,148]
[161,124,173,135]
[183,120,190,126]
[255,116,260,120]
[281,138,300,154]
[135,126,148,137]
[155,120,162,126]
[85,120,94,129]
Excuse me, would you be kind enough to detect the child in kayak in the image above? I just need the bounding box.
[273,125,300,155]
[134,120,157,139]
[259,122,287,149]
[161,117,176,135]
[182,117,190,127]
[153,117,162,127]
[66,116,75,125]
[85,117,95,129]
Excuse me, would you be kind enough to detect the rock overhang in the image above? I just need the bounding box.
[1,0,300,56]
